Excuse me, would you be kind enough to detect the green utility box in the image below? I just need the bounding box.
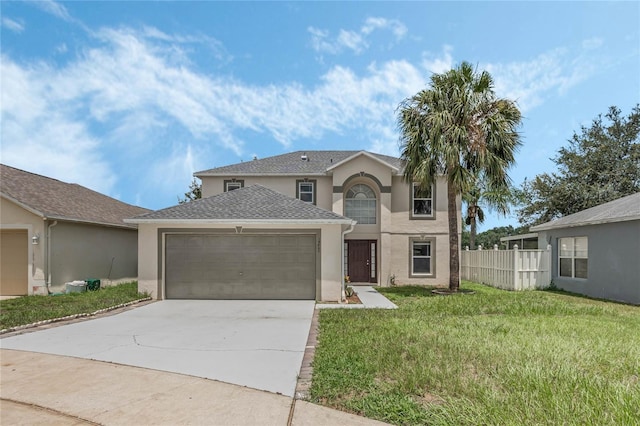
[86,279,101,291]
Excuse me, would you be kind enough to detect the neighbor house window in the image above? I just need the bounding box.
[559,237,588,279]
[345,184,376,224]
[411,182,434,218]
[224,180,244,192]
[411,238,434,277]
[296,180,316,204]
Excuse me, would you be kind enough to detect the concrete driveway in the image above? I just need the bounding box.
[0,300,315,396]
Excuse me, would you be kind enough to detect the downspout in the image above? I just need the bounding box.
[46,220,58,294]
[341,221,357,302]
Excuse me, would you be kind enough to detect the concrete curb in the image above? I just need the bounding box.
[0,297,152,335]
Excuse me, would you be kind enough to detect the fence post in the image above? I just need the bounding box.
[513,244,519,290]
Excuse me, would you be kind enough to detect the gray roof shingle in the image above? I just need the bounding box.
[130,184,352,223]
[531,192,640,231]
[1,164,150,228]
[194,150,404,176]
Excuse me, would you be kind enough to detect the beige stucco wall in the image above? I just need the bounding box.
[0,197,46,295]
[136,222,344,302]
[200,176,334,211]
[49,222,139,291]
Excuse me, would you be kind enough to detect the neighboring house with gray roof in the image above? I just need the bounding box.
[129,150,459,302]
[531,192,640,305]
[0,164,149,296]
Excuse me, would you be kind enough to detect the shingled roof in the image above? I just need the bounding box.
[1,164,149,229]
[128,184,352,223]
[194,150,404,176]
[531,192,640,231]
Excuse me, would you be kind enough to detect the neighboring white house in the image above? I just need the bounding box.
[531,192,640,305]
[128,150,461,301]
[0,164,149,296]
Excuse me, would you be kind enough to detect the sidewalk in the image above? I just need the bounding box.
[316,285,397,309]
[0,349,389,426]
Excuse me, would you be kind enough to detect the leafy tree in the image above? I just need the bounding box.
[399,62,522,292]
[517,105,640,225]
[178,178,202,204]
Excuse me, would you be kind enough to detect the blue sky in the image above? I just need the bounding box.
[2,1,638,230]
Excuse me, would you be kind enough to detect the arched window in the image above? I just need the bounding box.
[345,184,376,224]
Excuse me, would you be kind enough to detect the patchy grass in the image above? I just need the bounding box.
[0,282,148,330]
[310,282,640,425]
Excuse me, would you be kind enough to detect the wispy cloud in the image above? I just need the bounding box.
[308,16,407,55]
[0,24,609,207]
[2,17,25,33]
[28,0,73,22]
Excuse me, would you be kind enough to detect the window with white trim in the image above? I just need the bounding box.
[411,239,433,276]
[345,184,376,224]
[411,183,433,218]
[297,181,315,203]
[559,237,588,279]
[224,180,243,192]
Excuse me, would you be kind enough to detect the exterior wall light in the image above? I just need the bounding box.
[32,233,40,245]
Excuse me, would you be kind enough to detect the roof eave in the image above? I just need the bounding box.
[1,193,45,218]
[125,218,353,225]
[194,172,329,177]
[531,215,640,231]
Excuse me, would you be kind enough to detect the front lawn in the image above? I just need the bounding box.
[0,282,148,330]
[310,282,640,425]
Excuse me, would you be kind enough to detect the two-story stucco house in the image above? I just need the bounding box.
[128,151,459,301]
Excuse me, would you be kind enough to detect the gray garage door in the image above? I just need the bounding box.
[165,234,316,300]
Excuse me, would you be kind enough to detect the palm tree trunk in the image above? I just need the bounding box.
[469,214,476,250]
[448,181,460,292]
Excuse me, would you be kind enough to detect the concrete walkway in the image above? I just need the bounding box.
[317,285,397,309]
[1,349,389,426]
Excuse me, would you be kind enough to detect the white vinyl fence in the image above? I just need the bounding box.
[461,245,552,291]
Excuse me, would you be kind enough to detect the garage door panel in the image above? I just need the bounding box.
[166,234,316,300]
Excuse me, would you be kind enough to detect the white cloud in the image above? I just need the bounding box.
[484,46,596,112]
[2,17,25,33]
[361,17,407,39]
[1,24,608,205]
[29,0,73,22]
[308,16,407,55]
[421,45,454,74]
[582,37,603,50]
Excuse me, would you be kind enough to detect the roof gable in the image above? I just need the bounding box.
[0,164,149,228]
[531,192,640,231]
[194,150,404,176]
[325,151,400,173]
[129,184,352,223]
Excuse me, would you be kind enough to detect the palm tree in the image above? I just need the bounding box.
[464,173,513,250]
[399,62,522,292]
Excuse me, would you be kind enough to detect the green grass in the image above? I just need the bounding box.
[0,282,148,330]
[310,282,640,425]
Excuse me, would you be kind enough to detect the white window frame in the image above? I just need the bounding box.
[411,182,434,219]
[225,181,243,192]
[410,238,434,277]
[344,184,376,225]
[297,181,315,204]
[558,237,588,279]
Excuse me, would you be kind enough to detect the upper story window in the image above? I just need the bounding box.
[559,237,588,279]
[345,184,376,224]
[411,182,433,219]
[224,180,244,192]
[296,180,316,204]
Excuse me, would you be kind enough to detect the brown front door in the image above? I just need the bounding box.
[347,240,376,283]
